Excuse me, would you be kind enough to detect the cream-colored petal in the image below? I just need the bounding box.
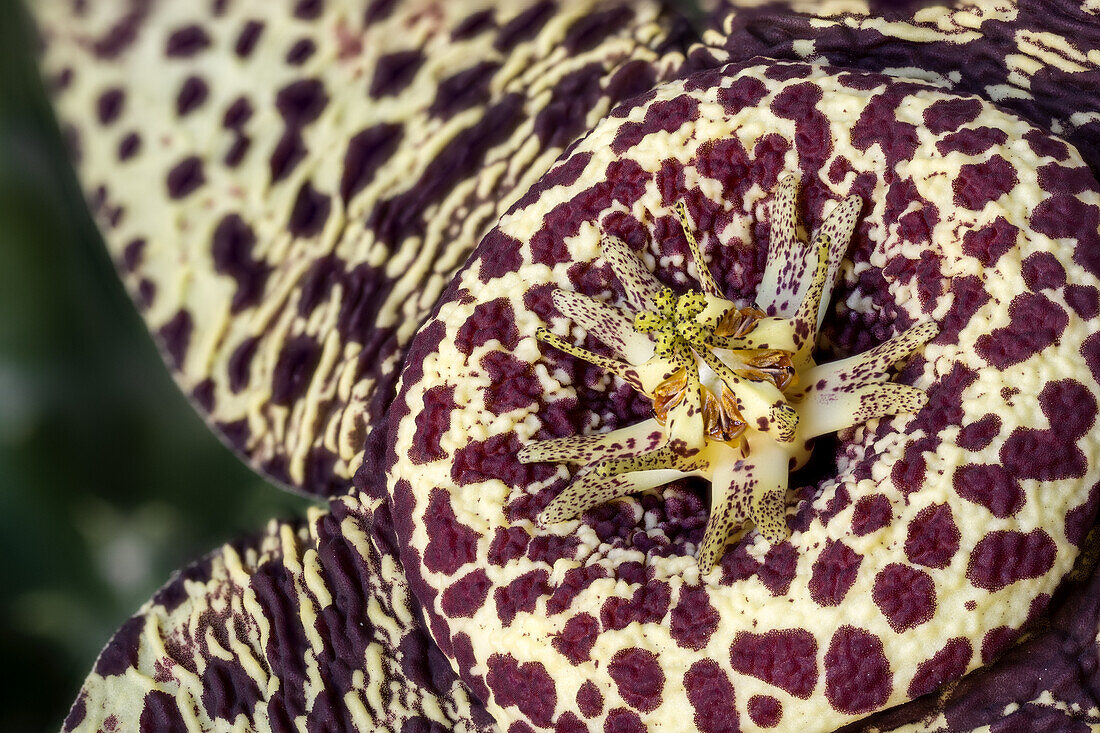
[801,321,938,391]
[601,234,663,312]
[675,201,723,298]
[519,420,665,466]
[539,467,684,525]
[552,289,655,364]
[801,381,928,439]
[536,328,644,393]
[756,176,815,318]
[815,195,862,332]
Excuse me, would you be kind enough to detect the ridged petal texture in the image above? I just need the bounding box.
[61,495,496,732]
[33,0,1100,731]
[34,0,686,497]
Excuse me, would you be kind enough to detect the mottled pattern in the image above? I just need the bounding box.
[61,495,494,733]
[386,63,1100,732]
[37,0,1100,732]
[36,0,684,497]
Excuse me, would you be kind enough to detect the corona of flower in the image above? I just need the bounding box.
[521,177,938,572]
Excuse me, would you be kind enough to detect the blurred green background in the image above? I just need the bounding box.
[0,3,316,730]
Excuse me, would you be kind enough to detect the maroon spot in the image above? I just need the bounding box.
[547,564,607,614]
[117,132,141,161]
[369,50,424,97]
[809,539,862,607]
[923,98,981,134]
[286,38,315,65]
[455,298,518,355]
[1021,251,1066,292]
[287,181,331,238]
[961,217,1017,268]
[552,612,599,664]
[422,488,480,574]
[905,503,960,570]
[481,351,541,414]
[1031,194,1100,279]
[212,214,269,312]
[534,63,606,149]
[670,584,719,651]
[494,2,555,52]
[729,629,818,699]
[430,61,499,119]
[770,81,832,173]
[95,615,143,676]
[563,6,632,53]
[606,59,658,107]
[488,526,530,567]
[1065,284,1100,319]
[577,680,604,718]
[527,534,580,565]
[270,335,321,405]
[96,87,125,124]
[907,637,972,698]
[757,542,797,596]
[452,432,553,490]
[200,655,262,723]
[748,695,782,728]
[604,708,646,733]
[611,95,699,154]
[192,379,215,412]
[935,126,1007,156]
[967,529,1056,591]
[440,569,491,618]
[1025,129,1069,161]
[166,24,210,57]
[234,20,264,57]
[140,690,188,733]
[158,310,193,370]
[937,275,990,346]
[121,238,145,273]
[224,135,250,167]
[166,156,205,198]
[851,87,920,168]
[1037,162,1095,195]
[953,155,1017,210]
[452,10,495,41]
[1066,482,1100,547]
[276,78,328,127]
[718,75,767,115]
[684,659,740,733]
[976,293,1068,368]
[1000,379,1095,481]
[363,0,397,25]
[956,414,1002,451]
[340,123,403,203]
[954,464,1023,518]
[176,75,208,116]
[476,232,524,283]
[600,581,671,630]
[852,495,892,536]
[824,626,892,714]
[555,711,587,733]
[980,625,1019,663]
[410,385,455,464]
[608,648,664,712]
[495,569,550,626]
[873,563,936,632]
[486,653,557,727]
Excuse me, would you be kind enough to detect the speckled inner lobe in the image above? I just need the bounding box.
[383,62,1100,732]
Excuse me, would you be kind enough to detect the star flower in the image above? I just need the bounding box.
[522,178,937,571]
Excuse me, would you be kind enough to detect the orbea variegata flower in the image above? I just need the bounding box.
[522,177,937,571]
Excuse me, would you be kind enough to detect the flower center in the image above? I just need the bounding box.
[521,177,937,572]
